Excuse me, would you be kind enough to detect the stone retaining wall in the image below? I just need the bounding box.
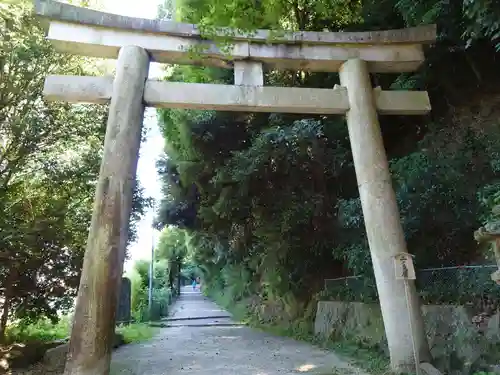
[314,301,500,374]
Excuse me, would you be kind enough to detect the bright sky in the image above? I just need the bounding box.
[99,0,166,272]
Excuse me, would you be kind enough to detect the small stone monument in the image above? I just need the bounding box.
[116,277,131,324]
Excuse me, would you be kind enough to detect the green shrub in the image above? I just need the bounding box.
[151,287,172,320]
[6,318,157,348]
[131,301,149,323]
[130,287,174,322]
[5,316,70,343]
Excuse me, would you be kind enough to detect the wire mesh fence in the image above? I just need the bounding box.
[322,265,500,306]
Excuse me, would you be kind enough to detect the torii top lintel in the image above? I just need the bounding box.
[33,0,437,73]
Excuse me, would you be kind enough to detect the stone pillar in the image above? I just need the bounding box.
[234,61,263,86]
[64,46,150,375]
[339,58,430,372]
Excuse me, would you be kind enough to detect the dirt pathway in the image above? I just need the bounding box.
[110,287,369,375]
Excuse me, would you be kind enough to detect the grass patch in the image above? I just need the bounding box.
[6,317,157,347]
[116,323,158,344]
[325,340,391,375]
[5,317,70,343]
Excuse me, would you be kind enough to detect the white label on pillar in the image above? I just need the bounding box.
[394,252,416,280]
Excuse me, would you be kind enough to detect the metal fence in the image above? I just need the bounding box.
[322,265,500,306]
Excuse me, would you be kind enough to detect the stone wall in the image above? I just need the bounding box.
[314,301,500,374]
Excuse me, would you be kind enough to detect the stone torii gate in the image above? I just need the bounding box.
[34,1,436,373]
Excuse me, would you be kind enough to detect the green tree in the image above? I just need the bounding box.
[0,0,150,339]
[156,0,500,325]
[126,258,172,322]
[156,227,189,293]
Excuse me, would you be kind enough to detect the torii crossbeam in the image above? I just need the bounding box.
[33,1,436,374]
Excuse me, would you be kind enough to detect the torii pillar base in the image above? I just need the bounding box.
[64,46,150,375]
[339,58,431,372]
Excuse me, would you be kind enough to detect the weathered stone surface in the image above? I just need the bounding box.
[314,301,500,374]
[43,75,431,115]
[44,21,428,73]
[234,61,263,86]
[339,58,430,372]
[43,75,113,104]
[63,45,150,375]
[41,332,126,373]
[420,362,444,375]
[314,301,386,348]
[33,1,436,73]
[423,305,482,373]
[43,343,69,371]
[0,342,48,370]
[34,0,436,45]
[145,82,351,114]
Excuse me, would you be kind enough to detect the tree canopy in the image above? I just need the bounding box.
[155,0,500,318]
[0,0,150,339]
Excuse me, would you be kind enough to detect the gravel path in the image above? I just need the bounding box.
[110,288,370,375]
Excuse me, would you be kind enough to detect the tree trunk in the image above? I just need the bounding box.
[176,262,182,296]
[168,265,174,291]
[0,271,14,342]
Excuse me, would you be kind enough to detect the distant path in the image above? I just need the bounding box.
[111,286,369,375]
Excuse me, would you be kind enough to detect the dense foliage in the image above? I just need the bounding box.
[157,0,500,320]
[0,0,149,340]
[126,259,173,322]
[126,227,189,321]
